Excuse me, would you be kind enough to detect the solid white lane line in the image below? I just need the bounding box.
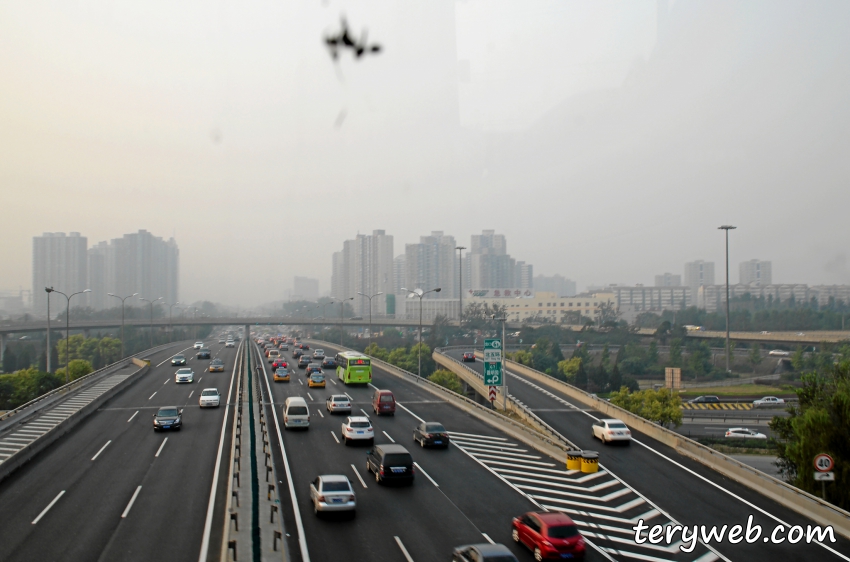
[394,536,414,562]
[189,391,194,399]
[413,462,438,487]
[92,440,112,461]
[32,490,65,524]
[155,437,168,457]
[149,392,157,400]
[396,402,424,422]
[351,464,368,488]
[198,341,242,562]
[448,431,508,441]
[382,431,395,443]
[331,432,340,444]
[482,533,495,544]
[127,411,139,422]
[121,486,142,518]
[307,393,314,401]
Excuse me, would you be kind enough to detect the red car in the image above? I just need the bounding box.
[271,358,289,371]
[512,511,585,560]
[461,352,476,362]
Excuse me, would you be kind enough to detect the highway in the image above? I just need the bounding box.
[442,349,850,561]
[0,339,239,562]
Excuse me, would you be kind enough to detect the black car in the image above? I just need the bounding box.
[298,355,312,368]
[322,357,337,369]
[306,363,323,375]
[153,406,183,431]
[452,544,518,562]
[171,354,187,366]
[688,395,721,404]
[197,348,211,359]
[292,349,304,359]
[413,422,450,448]
[365,444,414,484]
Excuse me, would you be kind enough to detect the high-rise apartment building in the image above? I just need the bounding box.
[684,260,714,306]
[739,260,772,286]
[534,274,577,297]
[404,231,458,299]
[32,232,88,315]
[654,272,681,287]
[330,230,394,316]
[293,277,319,301]
[465,230,532,291]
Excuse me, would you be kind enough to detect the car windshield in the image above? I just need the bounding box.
[425,424,446,432]
[177,368,192,374]
[608,422,628,429]
[173,355,184,359]
[380,395,394,403]
[311,374,324,381]
[158,408,179,417]
[349,421,370,428]
[383,454,411,466]
[333,396,348,402]
[547,524,579,538]
[288,406,308,415]
[212,359,223,364]
[202,390,218,396]
[321,481,350,492]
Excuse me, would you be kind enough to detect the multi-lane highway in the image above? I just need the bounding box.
[443,349,850,562]
[0,339,239,562]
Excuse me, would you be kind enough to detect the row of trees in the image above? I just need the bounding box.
[363,342,436,378]
[0,361,94,411]
[638,302,850,332]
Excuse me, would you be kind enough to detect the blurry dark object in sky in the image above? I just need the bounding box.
[334,108,347,129]
[324,17,382,61]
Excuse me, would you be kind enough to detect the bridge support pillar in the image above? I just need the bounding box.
[0,333,5,366]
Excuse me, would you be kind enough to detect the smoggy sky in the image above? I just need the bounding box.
[2,1,849,307]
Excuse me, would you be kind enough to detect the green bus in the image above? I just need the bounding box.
[336,352,372,384]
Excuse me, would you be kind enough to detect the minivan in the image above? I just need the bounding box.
[365,444,414,484]
[372,389,395,416]
[283,397,310,429]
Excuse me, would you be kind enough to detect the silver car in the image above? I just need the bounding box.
[175,368,194,383]
[309,475,356,516]
[326,394,352,414]
[591,419,631,444]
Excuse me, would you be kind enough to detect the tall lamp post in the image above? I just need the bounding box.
[139,296,163,350]
[401,287,441,378]
[108,292,139,359]
[167,302,181,342]
[455,246,466,326]
[719,225,736,373]
[48,288,91,384]
[45,287,53,373]
[357,291,383,351]
[331,296,354,346]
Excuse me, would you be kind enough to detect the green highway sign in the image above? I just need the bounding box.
[483,339,503,386]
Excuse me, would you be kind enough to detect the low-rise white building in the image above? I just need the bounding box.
[466,291,616,323]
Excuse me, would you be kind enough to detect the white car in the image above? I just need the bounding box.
[768,350,790,357]
[591,419,631,444]
[309,475,356,515]
[326,394,352,414]
[218,338,226,344]
[753,396,785,407]
[199,388,221,407]
[175,368,195,383]
[340,416,374,445]
[225,340,235,348]
[193,341,204,349]
[725,427,767,439]
[313,349,326,360]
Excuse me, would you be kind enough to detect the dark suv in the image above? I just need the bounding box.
[197,348,211,359]
[365,444,414,484]
[298,355,312,368]
[153,406,183,431]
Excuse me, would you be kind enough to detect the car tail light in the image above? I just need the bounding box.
[318,495,325,502]
[347,495,355,501]
[607,430,614,435]
[367,428,373,432]
[379,466,385,476]
[284,417,288,423]
[725,431,731,436]
[411,465,415,474]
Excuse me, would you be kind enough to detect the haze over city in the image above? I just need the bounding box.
[2,1,849,307]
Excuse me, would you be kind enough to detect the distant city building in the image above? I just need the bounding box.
[739,259,772,286]
[330,230,394,317]
[395,297,459,322]
[608,285,690,314]
[393,255,406,295]
[812,285,850,308]
[698,284,811,313]
[33,232,88,316]
[465,230,532,291]
[293,276,319,302]
[534,274,576,296]
[654,272,681,287]
[684,260,715,306]
[404,231,458,299]
[466,291,615,324]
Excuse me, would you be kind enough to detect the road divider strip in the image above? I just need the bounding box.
[32,490,65,524]
[121,486,142,518]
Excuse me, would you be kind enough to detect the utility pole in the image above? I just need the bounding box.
[719,225,736,373]
[45,287,53,373]
[456,246,466,327]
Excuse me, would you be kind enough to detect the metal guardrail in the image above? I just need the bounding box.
[0,341,179,425]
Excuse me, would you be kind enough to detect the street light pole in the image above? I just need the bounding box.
[108,292,139,359]
[331,297,354,346]
[456,246,466,326]
[139,296,163,350]
[719,225,737,373]
[45,287,53,373]
[51,288,92,384]
[357,291,383,351]
[401,287,441,378]
[167,302,181,342]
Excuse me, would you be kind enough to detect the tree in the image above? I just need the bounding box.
[655,321,672,344]
[600,344,611,371]
[609,364,622,392]
[748,343,762,372]
[647,340,659,365]
[574,360,588,390]
[2,348,16,374]
[596,301,621,325]
[364,343,389,361]
[510,349,533,366]
[590,364,609,393]
[770,363,850,508]
[668,339,682,368]
[55,359,94,382]
[557,357,582,382]
[428,370,463,394]
[791,346,805,371]
[609,387,683,427]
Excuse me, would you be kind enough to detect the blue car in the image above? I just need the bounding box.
[322,357,337,369]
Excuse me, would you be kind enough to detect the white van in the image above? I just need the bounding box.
[283,397,310,429]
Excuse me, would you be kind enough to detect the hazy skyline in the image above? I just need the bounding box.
[3,1,849,307]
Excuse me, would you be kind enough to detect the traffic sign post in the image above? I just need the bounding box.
[814,453,835,500]
[488,386,497,403]
[483,339,503,386]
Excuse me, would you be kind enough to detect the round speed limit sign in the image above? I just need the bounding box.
[814,453,834,473]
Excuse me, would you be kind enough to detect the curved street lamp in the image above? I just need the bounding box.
[331,296,354,346]
[401,287,441,378]
[357,291,383,351]
[47,287,92,384]
[108,292,139,359]
[139,296,163,349]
